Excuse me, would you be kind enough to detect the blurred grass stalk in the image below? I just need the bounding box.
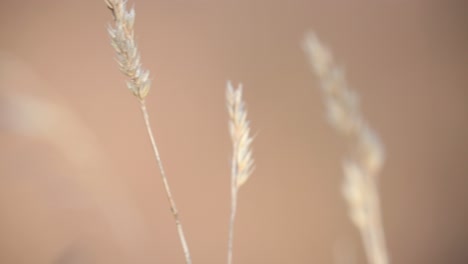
[303,33,389,264]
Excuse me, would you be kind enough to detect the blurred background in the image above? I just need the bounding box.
[0,0,467,263]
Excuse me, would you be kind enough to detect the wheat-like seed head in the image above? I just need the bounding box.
[304,32,388,264]
[226,81,255,189]
[104,2,192,263]
[226,81,255,264]
[303,32,384,180]
[106,0,150,99]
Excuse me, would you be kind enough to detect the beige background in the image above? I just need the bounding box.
[0,0,467,263]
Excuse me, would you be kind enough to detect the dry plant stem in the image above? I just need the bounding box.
[227,167,238,264]
[139,99,192,264]
[105,0,192,262]
[303,33,389,264]
[361,183,387,264]
[226,82,255,264]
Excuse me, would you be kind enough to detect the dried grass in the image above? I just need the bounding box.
[105,1,192,263]
[103,1,388,263]
[106,0,150,100]
[226,81,255,264]
[303,33,389,264]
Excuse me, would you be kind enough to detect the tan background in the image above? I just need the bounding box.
[0,0,467,263]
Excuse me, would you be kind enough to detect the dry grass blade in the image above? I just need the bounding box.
[303,32,389,264]
[105,1,192,263]
[226,81,255,264]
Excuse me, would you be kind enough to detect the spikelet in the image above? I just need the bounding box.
[226,81,255,264]
[226,81,255,188]
[303,32,388,264]
[106,0,151,99]
[104,2,192,263]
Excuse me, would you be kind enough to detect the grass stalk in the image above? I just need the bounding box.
[303,33,389,264]
[226,81,255,264]
[105,0,192,263]
[139,99,192,264]
[227,167,238,264]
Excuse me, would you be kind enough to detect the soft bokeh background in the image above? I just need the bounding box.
[0,0,467,263]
